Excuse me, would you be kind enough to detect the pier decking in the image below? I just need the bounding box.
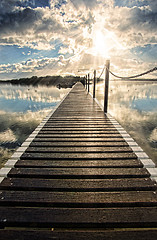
[0,82,157,239]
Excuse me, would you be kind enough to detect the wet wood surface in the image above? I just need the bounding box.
[0,82,157,239]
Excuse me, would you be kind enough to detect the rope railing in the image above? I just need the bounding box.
[84,60,157,113]
[98,65,106,79]
[109,67,157,79]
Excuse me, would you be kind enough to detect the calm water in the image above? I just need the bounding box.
[0,84,69,167]
[94,80,157,166]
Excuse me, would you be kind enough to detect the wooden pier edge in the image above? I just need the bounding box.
[0,82,157,239]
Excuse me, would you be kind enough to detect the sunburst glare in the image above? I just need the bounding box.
[93,30,110,57]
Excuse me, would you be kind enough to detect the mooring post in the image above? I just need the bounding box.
[93,70,96,98]
[88,73,90,92]
[85,75,87,89]
[104,60,110,113]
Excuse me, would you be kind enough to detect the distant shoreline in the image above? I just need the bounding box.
[0,75,85,88]
[0,76,157,88]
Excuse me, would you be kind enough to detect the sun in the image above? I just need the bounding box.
[91,27,126,58]
[93,30,110,57]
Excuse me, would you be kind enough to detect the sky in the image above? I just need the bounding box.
[0,0,157,80]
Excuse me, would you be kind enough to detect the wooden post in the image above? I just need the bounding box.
[88,73,90,92]
[104,60,110,113]
[85,75,87,89]
[93,70,96,98]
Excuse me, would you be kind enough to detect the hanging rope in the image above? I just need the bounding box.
[87,64,157,81]
[98,64,106,79]
[109,67,157,79]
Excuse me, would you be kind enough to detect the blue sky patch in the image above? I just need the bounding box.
[18,0,50,9]
[0,38,66,65]
[54,0,67,9]
[114,0,148,8]
[131,44,157,63]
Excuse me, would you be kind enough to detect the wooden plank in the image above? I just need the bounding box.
[55,109,102,112]
[48,117,109,119]
[30,141,128,147]
[46,120,112,123]
[37,132,120,135]
[1,178,156,191]
[47,116,111,119]
[38,131,120,135]
[33,137,125,142]
[39,128,117,131]
[0,207,157,228]
[0,230,157,240]
[43,124,114,127]
[20,152,137,160]
[52,113,105,116]
[0,191,157,207]
[36,134,123,138]
[25,146,133,153]
[52,114,106,117]
[42,126,116,129]
[14,159,143,168]
[8,167,149,179]
[47,116,110,119]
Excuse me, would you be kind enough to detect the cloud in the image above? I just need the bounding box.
[104,4,157,48]
[0,0,156,79]
[0,129,16,143]
[0,55,73,78]
[0,7,41,34]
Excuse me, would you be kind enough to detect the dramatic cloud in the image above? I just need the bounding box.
[0,0,156,79]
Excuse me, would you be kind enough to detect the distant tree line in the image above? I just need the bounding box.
[0,75,85,88]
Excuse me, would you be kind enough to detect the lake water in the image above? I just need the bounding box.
[94,80,157,166]
[0,84,69,167]
[0,81,157,167]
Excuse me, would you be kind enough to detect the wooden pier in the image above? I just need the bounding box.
[0,82,157,239]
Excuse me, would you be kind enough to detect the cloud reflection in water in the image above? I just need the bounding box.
[0,84,69,167]
[96,80,157,165]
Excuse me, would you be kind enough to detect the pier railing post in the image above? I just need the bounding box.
[93,70,96,98]
[85,75,87,89]
[88,73,90,92]
[104,60,110,113]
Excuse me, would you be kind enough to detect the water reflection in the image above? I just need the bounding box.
[0,84,69,167]
[95,80,157,165]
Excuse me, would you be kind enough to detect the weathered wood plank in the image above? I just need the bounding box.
[39,128,117,131]
[25,146,133,153]
[0,207,157,228]
[52,113,106,117]
[33,137,125,142]
[8,167,149,178]
[14,159,143,168]
[1,178,156,191]
[0,230,157,240]
[43,124,114,127]
[48,115,111,119]
[37,132,121,136]
[0,191,157,207]
[30,141,128,147]
[21,152,137,160]
[46,120,112,123]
